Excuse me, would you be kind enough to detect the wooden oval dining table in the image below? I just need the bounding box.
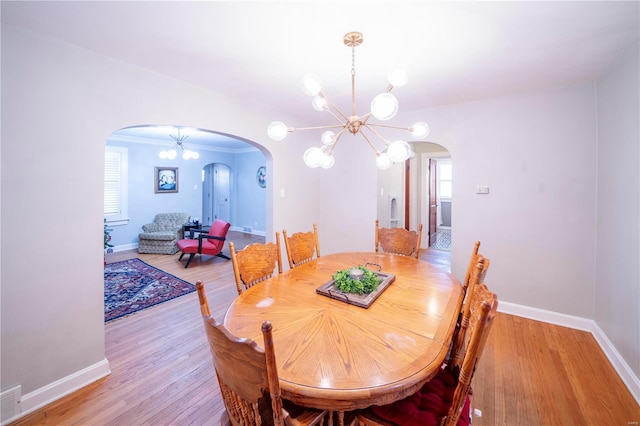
[223,251,464,414]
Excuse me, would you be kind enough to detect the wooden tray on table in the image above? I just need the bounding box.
[316,271,395,308]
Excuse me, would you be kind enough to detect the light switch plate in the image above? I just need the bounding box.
[476,185,490,194]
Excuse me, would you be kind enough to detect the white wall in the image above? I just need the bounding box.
[595,45,640,378]
[377,162,405,230]
[402,84,598,318]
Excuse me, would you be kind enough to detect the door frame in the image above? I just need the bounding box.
[415,147,451,250]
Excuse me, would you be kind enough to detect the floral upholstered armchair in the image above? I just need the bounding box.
[138,212,191,254]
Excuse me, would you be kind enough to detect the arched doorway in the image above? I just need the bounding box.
[413,142,451,251]
[376,142,451,250]
[105,125,268,249]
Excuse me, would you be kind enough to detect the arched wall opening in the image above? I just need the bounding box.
[377,141,452,252]
[104,124,270,251]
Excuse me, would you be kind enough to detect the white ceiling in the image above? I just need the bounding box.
[3,1,639,148]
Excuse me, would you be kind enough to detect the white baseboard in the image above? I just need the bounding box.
[498,301,640,405]
[229,226,266,237]
[590,322,640,406]
[1,358,111,426]
[111,243,138,252]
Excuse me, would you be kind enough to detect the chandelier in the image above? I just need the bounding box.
[267,31,430,169]
[159,128,200,160]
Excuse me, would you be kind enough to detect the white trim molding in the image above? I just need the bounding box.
[1,359,111,426]
[499,301,640,405]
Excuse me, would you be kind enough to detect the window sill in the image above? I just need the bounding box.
[105,219,130,227]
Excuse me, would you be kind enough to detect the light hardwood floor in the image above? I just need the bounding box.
[10,235,639,425]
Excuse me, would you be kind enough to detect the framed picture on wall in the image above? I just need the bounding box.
[256,166,266,188]
[155,167,179,193]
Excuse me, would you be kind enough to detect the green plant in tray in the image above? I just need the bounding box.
[333,265,382,294]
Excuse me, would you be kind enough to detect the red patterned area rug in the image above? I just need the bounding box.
[104,258,195,323]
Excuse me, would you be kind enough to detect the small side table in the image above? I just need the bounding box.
[183,223,211,239]
[183,223,200,239]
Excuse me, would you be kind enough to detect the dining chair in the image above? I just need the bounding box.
[282,223,321,269]
[462,241,481,294]
[356,282,498,426]
[448,255,490,372]
[230,232,283,296]
[374,219,423,259]
[195,282,328,426]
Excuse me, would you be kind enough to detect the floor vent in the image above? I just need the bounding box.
[1,385,21,423]
[242,226,252,233]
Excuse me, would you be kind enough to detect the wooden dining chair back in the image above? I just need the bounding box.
[374,219,423,259]
[282,223,320,269]
[448,255,490,372]
[230,232,283,296]
[357,283,498,426]
[444,283,498,426]
[462,241,481,294]
[195,282,327,426]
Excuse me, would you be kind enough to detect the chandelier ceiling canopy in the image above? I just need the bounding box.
[267,31,430,170]
[159,127,200,160]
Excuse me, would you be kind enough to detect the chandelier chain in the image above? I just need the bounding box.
[351,45,357,117]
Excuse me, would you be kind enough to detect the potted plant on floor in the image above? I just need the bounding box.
[104,219,113,266]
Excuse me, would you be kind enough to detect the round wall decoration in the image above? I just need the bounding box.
[256,166,267,188]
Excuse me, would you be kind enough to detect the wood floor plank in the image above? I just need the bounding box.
[9,236,639,425]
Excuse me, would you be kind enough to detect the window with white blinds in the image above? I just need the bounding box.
[104,146,128,223]
[438,160,452,199]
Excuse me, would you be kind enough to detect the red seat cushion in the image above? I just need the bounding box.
[370,367,471,426]
[176,239,218,254]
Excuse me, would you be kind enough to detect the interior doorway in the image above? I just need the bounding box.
[404,143,451,252]
[427,158,452,251]
[202,163,231,226]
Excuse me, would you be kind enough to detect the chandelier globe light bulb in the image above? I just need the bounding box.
[320,153,335,169]
[303,146,324,168]
[387,140,412,163]
[167,149,177,160]
[321,131,336,145]
[376,152,393,170]
[388,66,408,87]
[371,92,399,121]
[312,95,328,111]
[301,74,323,96]
[183,150,199,160]
[267,121,289,141]
[410,122,430,139]
[159,151,168,159]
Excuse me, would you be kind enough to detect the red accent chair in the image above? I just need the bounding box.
[176,219,231,268]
